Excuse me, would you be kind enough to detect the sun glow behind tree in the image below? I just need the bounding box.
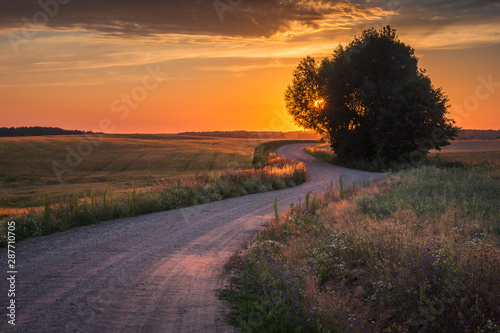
[285,26,459,164]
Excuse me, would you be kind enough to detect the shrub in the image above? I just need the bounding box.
[224,164,500,332]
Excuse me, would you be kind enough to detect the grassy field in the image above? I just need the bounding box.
[223,141,500,332]
[0,134,264,212]
[429,140,500,177]
[430,139,500,152]
[0,135,313,245]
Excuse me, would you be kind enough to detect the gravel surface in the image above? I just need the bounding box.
[0,144,387,333]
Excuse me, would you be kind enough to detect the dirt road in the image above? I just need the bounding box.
[0,144,386,333]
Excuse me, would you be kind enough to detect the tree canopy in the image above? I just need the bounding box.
[285,26,459,164]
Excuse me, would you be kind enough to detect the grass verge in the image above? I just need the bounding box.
[222,157,500,332]
[252,140,318,167]
[0,153,307,247]
[303,144,390,172]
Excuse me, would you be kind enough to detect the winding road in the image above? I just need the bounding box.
[0,144,386,333]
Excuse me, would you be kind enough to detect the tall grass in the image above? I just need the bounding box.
[252,140,318,167]
[223,160,500,332]
[303,144,337,164]
[304,144,389,172]
[0,156,307,246]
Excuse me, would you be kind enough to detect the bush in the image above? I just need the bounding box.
[224,164,500,332]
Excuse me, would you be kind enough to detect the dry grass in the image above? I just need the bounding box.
[0,134,263,211]
[224,151,500,332]
[0,155,307,246]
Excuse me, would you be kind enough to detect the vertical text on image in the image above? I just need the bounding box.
[51,64,168,183]
[6,221,17,325]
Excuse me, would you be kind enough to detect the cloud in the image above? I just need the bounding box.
[0,0,498,72]
[0,0,397,39]
[0,79,105,88]
[0,0,498,44]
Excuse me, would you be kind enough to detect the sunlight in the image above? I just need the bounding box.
[314,99,325,108]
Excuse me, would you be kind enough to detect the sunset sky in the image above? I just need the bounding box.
[0,0,499,133]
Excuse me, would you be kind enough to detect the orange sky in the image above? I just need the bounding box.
[0,0,499,133]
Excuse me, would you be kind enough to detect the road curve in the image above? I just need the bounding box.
[0,144,386,333]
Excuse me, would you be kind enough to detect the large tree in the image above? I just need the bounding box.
[285,26,459,164]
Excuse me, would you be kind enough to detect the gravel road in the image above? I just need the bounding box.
[0,144,386,333]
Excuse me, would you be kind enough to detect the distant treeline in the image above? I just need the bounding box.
[0,126,99,137]
[2,127,496,140]
[177,131,320,140]
[178,131,285,138]
[457,129,500,140]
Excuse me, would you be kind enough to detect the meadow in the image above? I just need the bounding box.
[0,135,313,245]
[0,134,264,214]
[223,141,500,332]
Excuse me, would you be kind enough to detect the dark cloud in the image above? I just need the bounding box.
[346,0,500,47]
[353,0,499,24]
[1,0,498,40]
[0,0,338,38]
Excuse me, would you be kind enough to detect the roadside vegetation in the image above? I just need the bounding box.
[0,138,309,246]
[304,144,391,172]
[252,140,318,167]
[222,151,500,332]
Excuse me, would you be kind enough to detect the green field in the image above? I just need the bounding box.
[430,140,500,168]
[0,134,264,212]
[2,138,497,214]
[430,139,500,153]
